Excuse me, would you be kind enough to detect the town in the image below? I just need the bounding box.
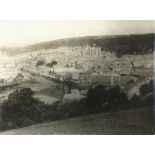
[0,44,153,105]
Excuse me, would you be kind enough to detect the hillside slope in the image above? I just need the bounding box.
[0,33,154,57]
[0,105,153,135]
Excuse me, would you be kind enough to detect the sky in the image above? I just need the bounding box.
[0,20,154,47]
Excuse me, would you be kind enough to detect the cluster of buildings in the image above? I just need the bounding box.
[17,44,153,83]
[0,44,153,100]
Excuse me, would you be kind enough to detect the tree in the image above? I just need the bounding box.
[129,94,140,107]
[36,60,45,67]
[8,88,34,104]
[46,61,57,68]
[107,85,128,110]
[51,60,57,66]
[86,85,107,111]
[0,88,46,130]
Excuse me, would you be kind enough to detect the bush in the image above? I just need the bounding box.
[58,98,88,118]
[0,85,130,132]
[107,86,128,110]
[86,85,107,112]
[36,60,45,67]
[128,94,140,107]
[0,87,88,131]
[86,85,128,111]
[0,88,52,131]
[46,61,57,68]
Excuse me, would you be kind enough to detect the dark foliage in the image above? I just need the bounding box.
[0,88,53,131]
[36,60,45,66]
[27,34,154,57]
[86,85,107,112]
[107,86,128,110]
[46,61,57,68]
[128,94,141,107]
[0,84,144,132]
[1,34,154,57]
[86,85,128,112]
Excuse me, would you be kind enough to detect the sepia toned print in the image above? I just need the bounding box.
[0,21,154,134]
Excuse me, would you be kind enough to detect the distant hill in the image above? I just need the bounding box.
[0,33,154,57]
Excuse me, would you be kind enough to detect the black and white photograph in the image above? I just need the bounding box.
[0,20,154,135]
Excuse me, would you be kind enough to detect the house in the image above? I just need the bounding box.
[131,67,153,77]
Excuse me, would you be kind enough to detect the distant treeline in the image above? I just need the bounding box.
[0,33,154,57]
[98,34,154,57]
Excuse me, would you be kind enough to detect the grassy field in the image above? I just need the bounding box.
[0,105,153,135]
[0,73,61,105]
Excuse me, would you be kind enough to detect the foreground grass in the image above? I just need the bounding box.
[0,105,153,135]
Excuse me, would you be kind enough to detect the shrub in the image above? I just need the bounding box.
[107,86,128,110]
[86,85,107,112]
[46,61,57,68]
[86,85,128,111]
[0,88,51,130]
[58,98,88,118]
[0,85,130,132]
[36,60,45,67]
[128,94,140,107]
